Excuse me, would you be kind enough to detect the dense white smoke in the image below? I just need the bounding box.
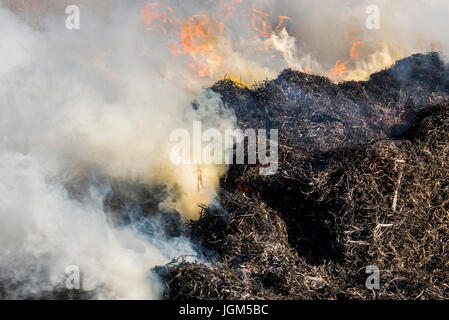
[0,153,172,299]
[0,1,234,299]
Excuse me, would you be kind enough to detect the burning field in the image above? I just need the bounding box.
[0,0,448,300]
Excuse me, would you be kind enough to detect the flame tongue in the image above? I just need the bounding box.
[178,15,224,77]
[328,60,347,81]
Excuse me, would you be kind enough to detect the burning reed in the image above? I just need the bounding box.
[157,53,449,300]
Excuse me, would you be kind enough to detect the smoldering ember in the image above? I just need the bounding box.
[0,1,448,302]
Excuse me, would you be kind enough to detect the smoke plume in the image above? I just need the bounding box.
[1,0,449,299]
[0,1,233,299]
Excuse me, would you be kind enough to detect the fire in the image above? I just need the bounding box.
[251,9,292,39]
[350,38,362,61]
[328,60,347,81]
[141,1,291,84]
[176,15,225,77]
[328,37,363,81]
[141,2,402,86]
[142,3,167,33]
[251,8,271,38]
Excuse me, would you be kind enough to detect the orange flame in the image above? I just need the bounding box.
[142,1,292,81]
[328,36,364,81]
[177,15,225,77]
[328,60,347,81]
[142,3,167,33]
[350,38,362,61]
